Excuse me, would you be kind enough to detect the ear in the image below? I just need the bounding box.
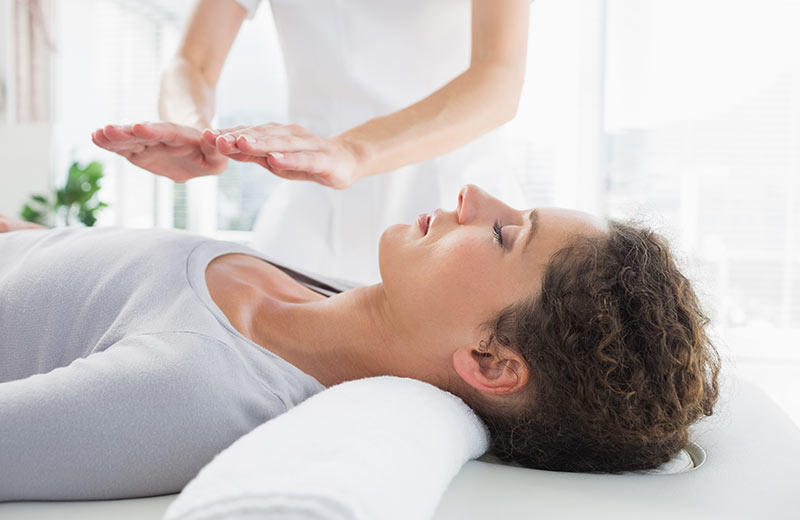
[452,345,530,396]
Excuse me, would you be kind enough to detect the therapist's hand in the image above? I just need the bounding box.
[92,122,229,182]
[206,123,363,190]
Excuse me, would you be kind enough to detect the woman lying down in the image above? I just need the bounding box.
[0,184,720,501]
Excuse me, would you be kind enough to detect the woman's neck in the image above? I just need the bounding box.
[250,283,455,390]
[206,253,460,391]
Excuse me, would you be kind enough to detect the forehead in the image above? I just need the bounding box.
[536,207,608,238]
[514,207,607,295]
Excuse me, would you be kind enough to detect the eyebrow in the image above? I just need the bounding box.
[522,209,539,255]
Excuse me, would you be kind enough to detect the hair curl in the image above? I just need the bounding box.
[470,220,720,473]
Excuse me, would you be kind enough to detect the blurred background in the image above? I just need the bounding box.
[1,0,798,425]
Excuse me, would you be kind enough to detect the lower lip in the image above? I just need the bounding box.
[417,213,430,235]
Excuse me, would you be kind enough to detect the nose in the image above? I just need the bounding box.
[457,184,516,226]
[457,184,489,224]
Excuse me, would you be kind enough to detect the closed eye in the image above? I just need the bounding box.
[492,220,504,247]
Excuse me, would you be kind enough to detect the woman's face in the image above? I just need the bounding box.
[378,185,608,349]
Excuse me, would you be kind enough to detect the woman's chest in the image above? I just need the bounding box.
[205,254,324,340]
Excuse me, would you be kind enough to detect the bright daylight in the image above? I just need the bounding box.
[1,0,798,518]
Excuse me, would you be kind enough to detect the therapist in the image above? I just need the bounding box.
[93,0,530,283]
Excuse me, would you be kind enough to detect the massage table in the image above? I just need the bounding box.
[1,377,798,520]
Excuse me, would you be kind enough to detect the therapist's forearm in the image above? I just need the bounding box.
[158,0,247,130]
[335,63,524,180]
[158,55,216,130]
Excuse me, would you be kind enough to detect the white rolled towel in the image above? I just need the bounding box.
[164,376,490,520]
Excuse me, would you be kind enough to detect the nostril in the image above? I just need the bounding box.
[457,187,468,222]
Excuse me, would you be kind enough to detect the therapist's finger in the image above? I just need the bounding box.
[92,129,113,149]
[92,132,133,159]
[224,150,275,170]
[102,124,137,142]
[223,148,307,178]
[233,135,319,155]
[202,128,220,146]
[207,125,253,147]
[92,131,120,155]
[267,151,328,174]
[222,150,319,184]
[211,124,252,135]
[100,125,160,154]
[124,145,149,157]
[214,134,244,155]
[93,128,140,155]
[216,125,311,148]
[131,122,201,146]
[217,122,290,136]
[130,122,169,141]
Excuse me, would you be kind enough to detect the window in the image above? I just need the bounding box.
[605,0,800,423]
[192,4,288,242]
[52,0,182,228]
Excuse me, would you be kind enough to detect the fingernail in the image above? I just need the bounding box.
[270,152,284,159]
[242,135,255,143]
[222,134,235,143]
[204,128,219,136]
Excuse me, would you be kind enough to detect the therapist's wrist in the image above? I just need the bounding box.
[158,56,216,130]
[333,133,374,183]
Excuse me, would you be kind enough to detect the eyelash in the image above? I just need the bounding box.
[492,220,504,246]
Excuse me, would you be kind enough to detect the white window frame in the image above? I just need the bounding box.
[0,0,14,125]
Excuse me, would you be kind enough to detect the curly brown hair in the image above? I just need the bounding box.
[470,220,720,473]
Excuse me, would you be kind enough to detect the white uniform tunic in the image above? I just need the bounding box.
[237,0,526,283]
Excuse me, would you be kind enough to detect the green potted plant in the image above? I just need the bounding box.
[20,161,108,227]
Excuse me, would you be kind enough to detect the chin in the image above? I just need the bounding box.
[377,223,411,285]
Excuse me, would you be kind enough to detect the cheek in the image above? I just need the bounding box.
[423,240,509,322]
[379,229,519,338]
[439,242,492,286]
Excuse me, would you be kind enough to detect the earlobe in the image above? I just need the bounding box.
[452,346,529,396]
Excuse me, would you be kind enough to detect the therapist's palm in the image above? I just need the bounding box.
[206,123,361,190]
[92,122,228,182]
